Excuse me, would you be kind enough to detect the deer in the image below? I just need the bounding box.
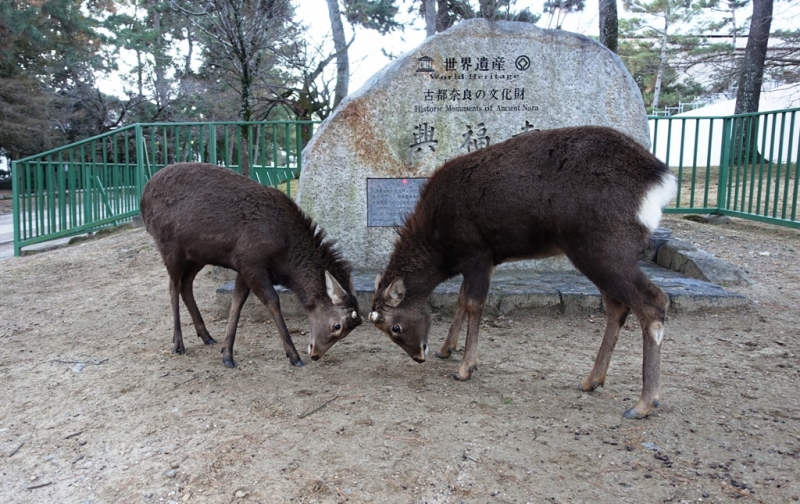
[140,162,362,369]
[369,126,677,419]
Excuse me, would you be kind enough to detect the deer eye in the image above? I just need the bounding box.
[391,324,401,334]
[333,322,341,331]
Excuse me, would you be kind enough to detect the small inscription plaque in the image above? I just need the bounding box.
[367,178,428,227]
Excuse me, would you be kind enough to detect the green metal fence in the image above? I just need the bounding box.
[650,107,800,227]
[10,110,800,257]
[11,121,317,256]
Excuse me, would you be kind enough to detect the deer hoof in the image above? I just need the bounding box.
[222,358,235,368]
[435,350,451,359]
[451,367,475,381]
[292,359,305,368]
[172,345,185,355]
[578,379,603,392]
[622,407,647,420]
[622,399,660,420]
[203,336,217,346]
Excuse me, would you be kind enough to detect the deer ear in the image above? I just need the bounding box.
[374,273,382,291]
[325,271,346,306]
[383,277,406,307]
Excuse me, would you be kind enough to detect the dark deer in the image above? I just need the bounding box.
[140,162,361,368]
[369,126,677,419]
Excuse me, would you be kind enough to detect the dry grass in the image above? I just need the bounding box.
[672,163,799,220]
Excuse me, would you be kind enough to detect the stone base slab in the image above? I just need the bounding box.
[213,262,749,323]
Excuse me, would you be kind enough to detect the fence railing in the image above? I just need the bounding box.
[649,107,800,228]
[11,121,317,256]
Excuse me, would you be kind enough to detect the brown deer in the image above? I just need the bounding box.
[140,162,361,368]
[369,126,677,419]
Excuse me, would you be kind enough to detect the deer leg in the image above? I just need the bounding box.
[624,279,667,419]
[169,275,185,355]
[565,245,666,419]
[437,282,468,359]
[452,264,493,381]
[250,275,304,367]
[180,262,216,346]
[220,274,250,368]
[580,292,630,392]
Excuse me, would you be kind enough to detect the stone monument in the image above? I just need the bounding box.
[297,19,650,270]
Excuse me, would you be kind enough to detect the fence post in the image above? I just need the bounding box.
[717,117,733,214]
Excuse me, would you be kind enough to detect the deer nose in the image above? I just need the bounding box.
[308,343,320,361]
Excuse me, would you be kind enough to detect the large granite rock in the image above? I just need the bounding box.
[298,19,650,270]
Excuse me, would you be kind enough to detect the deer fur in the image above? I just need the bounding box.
[141,162,361,368]
[369,126,677,419]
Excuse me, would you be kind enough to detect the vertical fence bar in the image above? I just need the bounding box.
[675,119,687,208]
[149,127,157,175]
[208,124,217,165]
[46,159,54,233]
[25,162,33,240]
[35,161,44,237]
[57,151,66,231]
[703,120,714,207]
[750,115,760,213]
[764,116,777,216]
[664,117,673,176]
[123,129,131,213]
[272,124,279,179]
[772,113,787,218]
[284,122,291,196]
[688,118,699,208]
[726,117,747,210]
[68,147,77,228]
[755,113,771,215]
[717,118,732,214]
[12,160,21,256]
[259,123,267,169]
[792,111,800,221]
[297,122,306,177]
[781,112,796,220]
[135,124,146,205]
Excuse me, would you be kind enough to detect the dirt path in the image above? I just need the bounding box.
[0,216,799,503]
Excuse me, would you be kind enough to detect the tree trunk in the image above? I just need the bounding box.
[732,0,773,167]
[152,10,170,116]
[479,0,496,20]
[730,0,737,50]
[598,0,618,53]
[184,27,194,76]
[424,0,436,37]
[239,58,252,178]
[436,0,449,32]
[734,0,772,115]
[326,0,349,108]
[239,83,252,178]
[651,17,669,111]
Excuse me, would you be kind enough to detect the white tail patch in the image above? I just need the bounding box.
[649,321,665,345]
[638,172,677,233]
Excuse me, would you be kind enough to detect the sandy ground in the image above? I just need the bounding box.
[1,215,799,504]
